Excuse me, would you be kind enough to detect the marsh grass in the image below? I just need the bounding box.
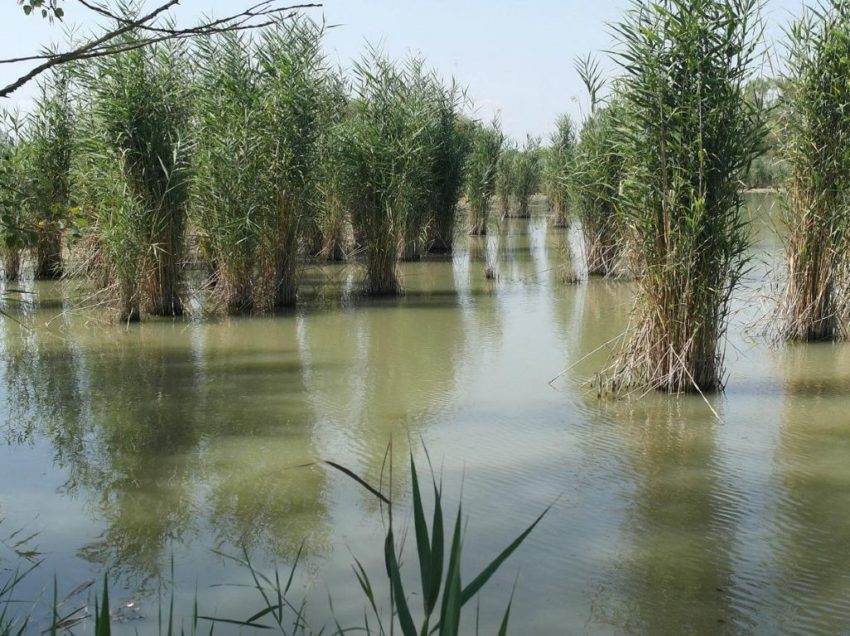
[253,18,328,310]
[511,137,541,219]
[192,18,330,313]
[192,29,265,314]
[607,0,766,394]
[0,113,34,283]
[27,70,74,280]
[465,121,504,236]
[335,50,436,295]
[423,78,471,255]
[571,101,626,277]
[76,25,193,321]
[778,0,850,341]
[543,115,576,228]
[494,144,517,219]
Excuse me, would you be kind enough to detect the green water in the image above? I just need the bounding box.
[2,196,850,634]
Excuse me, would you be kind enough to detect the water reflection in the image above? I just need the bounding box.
[608,400,746,634]
[1,316,329,584]
[775,345,850,634]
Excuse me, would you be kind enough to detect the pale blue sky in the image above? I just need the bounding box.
[1,0,807,139]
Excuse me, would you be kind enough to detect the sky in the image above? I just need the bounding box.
[0,0,808,140]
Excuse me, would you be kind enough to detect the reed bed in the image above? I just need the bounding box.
[423,78,471,255]
[27,71,74,280]
[512,137,541,219]
[778,0,850,342]
[0,114,29,282]
[608,0,766,394]
[543,114,576,228]
[465,121,504,236]
[494,144,517,218]
[192,30,265,314]
[334,51,435,295]
[571,101,626,277]
[75,33,193,320]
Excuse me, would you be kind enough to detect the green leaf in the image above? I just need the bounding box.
[385,530,417,636]
[459,504,550,607]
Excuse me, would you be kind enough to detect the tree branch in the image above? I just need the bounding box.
[1,0,322,98]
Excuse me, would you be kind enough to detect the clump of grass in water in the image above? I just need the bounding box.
[511,136,541,219]
[465,120,504,236]
[571,56,627,277]
[778,0,850,342]
[423,77,472,255]
[0,112,32,282]
[606,0,766,394]
[74,24,193,321]
[26,69,74,281]
[334,50,436,295]
[192,18,331,313]
[543,114,576,229]
[192,29,265,314]
[253,18,329,310]
[494,143,517,219]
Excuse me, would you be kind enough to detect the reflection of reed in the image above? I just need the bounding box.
[297,255,468,511]
[604,400,744,633]
[773,345,850,633]
[2,314,331,583]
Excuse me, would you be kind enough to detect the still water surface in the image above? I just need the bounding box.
[1,196,850,634]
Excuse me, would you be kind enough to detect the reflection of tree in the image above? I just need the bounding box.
[603,401,744,633]
[774,346,850,633]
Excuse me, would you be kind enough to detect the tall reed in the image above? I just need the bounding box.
[27,70,74,279]
[543,114,575,228]
[611,0,765,393]
[571,102,625,276]
[336,51,435,295]
[312,73,350,262]
[494,144,517,218]
[512,136,541,218]
[779,0,850,341]
[0,114,30,281]
[465,120,504,236]
[78,31,193,319]
[424,79,471,254]
[254,18,328,309]
[192,30,265,313]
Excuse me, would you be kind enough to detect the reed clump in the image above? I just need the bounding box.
[465,120,504,236]
[423,80,471,254]
[512,136,541,219]
[778,0,850,342]
[494,144,517,218]
[334,51,435,295]
[571,101,626,277]
[27,70,74,280]
[0,114,31,282]
[76,33,193,321]
[543,114,575,228]
[193,18,330,313]
[609,0,766,394]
